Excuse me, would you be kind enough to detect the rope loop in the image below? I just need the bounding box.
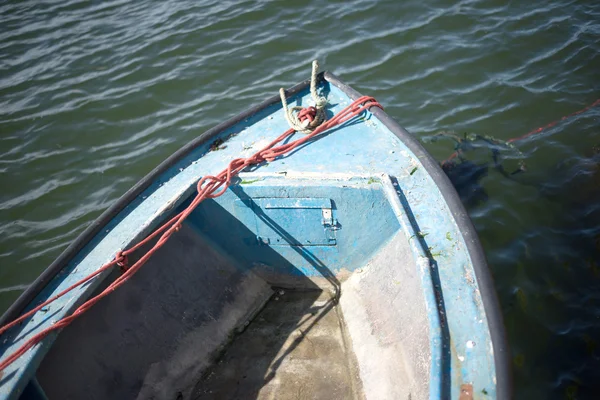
[115,250,129,273]
[279,60,327,133]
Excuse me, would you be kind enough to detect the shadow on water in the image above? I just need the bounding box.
[439,143,600,398]
[441,159,490,207]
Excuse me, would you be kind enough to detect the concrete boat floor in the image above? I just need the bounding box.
[191,289,364,400]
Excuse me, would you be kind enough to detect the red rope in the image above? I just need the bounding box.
[0,96,382,372]
[441,98,600,166]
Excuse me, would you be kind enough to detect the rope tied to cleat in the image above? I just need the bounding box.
[280,60,328,133]
[0,66,382,372]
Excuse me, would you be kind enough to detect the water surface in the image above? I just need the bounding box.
[1,0,599,397]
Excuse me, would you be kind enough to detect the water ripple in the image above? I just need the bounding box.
[1,0,600,397]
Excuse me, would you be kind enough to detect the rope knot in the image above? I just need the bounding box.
[298,106,317,124]
[115,251,129,273]
[279,60,327,134]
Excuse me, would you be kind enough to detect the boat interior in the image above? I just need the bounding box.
[33,174,432,400]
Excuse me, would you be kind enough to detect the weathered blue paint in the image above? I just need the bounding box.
[0,75,505,399]
[235,197,337,247]
[378,175,444,400]
[183,180,400,278]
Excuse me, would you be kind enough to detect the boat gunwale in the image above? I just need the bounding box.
[324,72,513,399]
[0,72,512,398]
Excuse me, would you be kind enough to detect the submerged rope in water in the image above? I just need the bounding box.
[508,98,600,143]
[440,98,600,166]
[0,94,382,372]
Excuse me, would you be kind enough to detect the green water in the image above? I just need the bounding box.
[1,1,599,398]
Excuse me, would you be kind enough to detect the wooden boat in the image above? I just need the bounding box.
[0,64,510,399]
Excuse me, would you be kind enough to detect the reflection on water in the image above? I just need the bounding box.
[1,0,599,397]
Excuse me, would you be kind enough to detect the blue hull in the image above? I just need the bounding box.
[0,72,510,399]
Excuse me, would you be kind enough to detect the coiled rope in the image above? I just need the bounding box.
[279,60,328,133]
